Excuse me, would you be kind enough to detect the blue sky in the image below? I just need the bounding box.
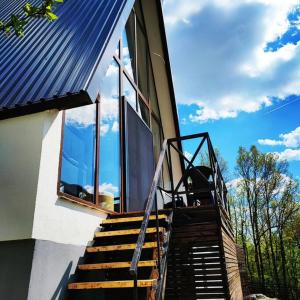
[163,0,300,180]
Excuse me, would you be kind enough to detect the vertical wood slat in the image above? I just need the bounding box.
[221,225,244,300]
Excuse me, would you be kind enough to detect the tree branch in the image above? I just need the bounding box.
[0,0,63,37]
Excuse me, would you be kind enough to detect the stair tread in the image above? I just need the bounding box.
[68,279,157,289]
[102,214,167,224]
[86,242,157,253]
[78,260,157,270]
[95,227,164,238]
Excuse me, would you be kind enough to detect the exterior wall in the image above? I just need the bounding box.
[0,112,45,241]
[27,240,86,300]
[32,110,106,246]
[0,110,108,299]
[0,239,35,300]
[0,109,106,245]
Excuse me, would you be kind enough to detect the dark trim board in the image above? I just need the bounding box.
[0,239,86,300]
[0,91,91,121]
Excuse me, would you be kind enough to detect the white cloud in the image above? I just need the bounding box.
[184,151,193,161]
[101,97,119,121]
[99,183,119,194]
[274,148,300,161]
[258,138,283,146]
[85,183,119,195]
[100,123,110,136]
[258,126,300,147]
[227,177,242,190]
[164,0,300,122]
[66,104,95,127]
[111,121,119,132]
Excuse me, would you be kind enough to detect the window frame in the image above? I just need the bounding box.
[57,1,165,213]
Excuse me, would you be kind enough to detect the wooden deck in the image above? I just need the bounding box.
[165,205,243,300]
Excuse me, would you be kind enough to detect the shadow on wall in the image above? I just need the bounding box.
[51,262,72,300]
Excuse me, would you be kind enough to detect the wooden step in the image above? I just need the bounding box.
[78,260,157,270]
[68,279,157,289]
[95,227,164,238]
[102,214,167,224]
[86,242,158,253]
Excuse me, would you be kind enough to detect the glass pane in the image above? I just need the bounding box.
[99,59,121,212]
[60,104,96,202]
[115,41,120,58]
[122,11,136,81]
[151,116,162,163]
[137,21,148,99]
[138,97,150,126]
[149,57,159,116]
[123,74,137,109]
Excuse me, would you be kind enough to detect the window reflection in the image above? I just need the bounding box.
[151,116,161,164]
[123,74,137,109]
[137,21,148,99]
[99,59,121,212]
[138,97,150,126]
[59,4,165,210]
[60,104,96,202]
[123,11,136,80]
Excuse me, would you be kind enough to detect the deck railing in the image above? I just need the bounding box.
[129,132,229,299]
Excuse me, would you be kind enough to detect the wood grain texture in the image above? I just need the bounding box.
[101,214,167,224]
[94,227,164,237]
[78,260,157,270]
[68,279,157,289]
[86,242,158,252]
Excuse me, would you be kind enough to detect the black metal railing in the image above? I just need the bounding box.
[129,132,229,299]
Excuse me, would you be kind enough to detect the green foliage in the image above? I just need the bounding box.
[0,0,63,37]
[232,145,300,299]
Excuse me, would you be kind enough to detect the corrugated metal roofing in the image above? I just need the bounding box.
[0,0,134,119]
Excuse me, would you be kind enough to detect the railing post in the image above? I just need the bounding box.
[134,273,138,300]
[168,141,176,209]
[155,194,161,281]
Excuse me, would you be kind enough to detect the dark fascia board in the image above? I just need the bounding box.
[155,0,185,173]
[0,0,135,122]
[0,91,91,121]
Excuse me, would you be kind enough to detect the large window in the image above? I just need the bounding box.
[60,104,96,202]
[59,0,165,212]
[98,59,121,212]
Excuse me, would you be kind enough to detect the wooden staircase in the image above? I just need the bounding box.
[165,207,229,300]
[66,211,172,300]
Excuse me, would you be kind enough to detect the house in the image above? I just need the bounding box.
[0,0,243,299]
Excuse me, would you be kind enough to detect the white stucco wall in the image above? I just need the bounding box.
[0,113,45,241]
[0,110,107,245]
[32,110,107,246]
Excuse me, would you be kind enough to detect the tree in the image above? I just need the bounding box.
[231,145,300,299]
[0,0,63,37]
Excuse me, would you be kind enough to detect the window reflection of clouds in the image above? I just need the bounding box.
[123,46,134,78]
[124,74,137,109]
[61,104,96,202]
[85,183,119,195]
[65,104,96,127]
[100,59,120,138]
[99,58,121,210]
[122,12,136,80]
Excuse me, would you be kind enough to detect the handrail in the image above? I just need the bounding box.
[129,139,168,281]
[129,133,229,299]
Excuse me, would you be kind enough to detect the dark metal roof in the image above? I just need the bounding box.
[0,0,134,119]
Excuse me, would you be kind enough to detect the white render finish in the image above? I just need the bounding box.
[0,110,106,246]
[32,110,107,246]
[0,112,44,241]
